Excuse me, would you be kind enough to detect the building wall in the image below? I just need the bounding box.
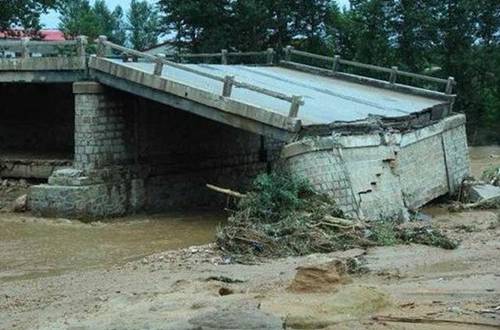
[283,114,470,220]
[0,83,74,155]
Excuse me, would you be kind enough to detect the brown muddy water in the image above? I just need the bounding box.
[0,212,225,282]
[0,146,498,284]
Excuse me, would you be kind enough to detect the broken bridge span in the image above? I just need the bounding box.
[0,36,470,220]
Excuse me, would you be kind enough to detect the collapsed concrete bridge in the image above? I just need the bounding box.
[0,36,470,220]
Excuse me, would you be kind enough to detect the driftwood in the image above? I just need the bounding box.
[206,184,247,199]
[373,315,500,328]
[450,196,500,211]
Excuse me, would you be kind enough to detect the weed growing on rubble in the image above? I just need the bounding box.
[216,170,458,263]
[481,166,500,186]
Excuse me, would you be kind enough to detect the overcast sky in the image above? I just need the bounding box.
[41,0,351,28]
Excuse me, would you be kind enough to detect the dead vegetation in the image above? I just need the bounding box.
[481,166,500,186]
[216,170,458,262]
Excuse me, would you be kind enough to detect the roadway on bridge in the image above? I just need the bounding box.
[109,59,445,125]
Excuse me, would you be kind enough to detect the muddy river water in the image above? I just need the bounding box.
[0,146,499,284]
[0,212,225,282]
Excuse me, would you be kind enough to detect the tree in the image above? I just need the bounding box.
[389,0,440,71]
[159,0,231,52]
[230,0,270,51]
[292,0,332,53]
[58,0,101,40]
[93,0,126,44]
[58,0,126,44]
[349,0,394,66]
[127,0,160,50]
[0,0,58,30]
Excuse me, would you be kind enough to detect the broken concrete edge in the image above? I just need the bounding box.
[282,114,466,159]
[279,60,456,103]
[88,57,302,134]
[467,184,500,203]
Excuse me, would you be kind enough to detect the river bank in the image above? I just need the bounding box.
[0,146,499,329]
[0,207,499,329]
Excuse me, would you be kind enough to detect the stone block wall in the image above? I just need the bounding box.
[282,114,470,220]
[73,82,135,172]
[283,141,358,217]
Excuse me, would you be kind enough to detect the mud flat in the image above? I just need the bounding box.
[0,207,499,329]
[0,147,499,329]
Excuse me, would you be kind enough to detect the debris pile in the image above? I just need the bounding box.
[216,170,458,262]
[451,167,500,211]
[0,178,31,212]
[481,166,500,187]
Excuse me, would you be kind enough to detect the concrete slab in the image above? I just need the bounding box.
[468,184,500,203]
[109,60,447,125]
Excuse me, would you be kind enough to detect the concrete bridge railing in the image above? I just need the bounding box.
[0,36,88,82]
[282,47,457,96]
[95,36,305,119]
[0,36,87,58]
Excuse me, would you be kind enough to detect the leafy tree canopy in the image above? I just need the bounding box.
[0,0,58,30]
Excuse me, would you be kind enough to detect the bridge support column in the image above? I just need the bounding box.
[29,82,145,219]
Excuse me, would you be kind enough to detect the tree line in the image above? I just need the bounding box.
[1,0,499,144]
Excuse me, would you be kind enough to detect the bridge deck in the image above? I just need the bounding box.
[109,59,447,125]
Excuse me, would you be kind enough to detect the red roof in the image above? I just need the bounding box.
[39,30,65,41]
[0,29,66,41]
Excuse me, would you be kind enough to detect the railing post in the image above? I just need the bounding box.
[97,35,108,57]
[390,66,398,84]
[221,49,228,65]
[154,58,164,75]
[332,55,340,73]
[222,75,235,97]
[284,46,293,62]
[21,38,30,58]
[76,35,88,57]
[445,76,455,95]
[266,48,274,65]
[288,95,303,118]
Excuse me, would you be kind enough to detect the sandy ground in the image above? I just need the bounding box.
[0,146,499,329]
[0,208,499,329]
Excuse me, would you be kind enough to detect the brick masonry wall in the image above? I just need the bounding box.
[284,146,359,217]
[74,89,135,172]
[398,134,449,209]
[442,124,470,193]
[282,114,470,220]
[0,83,74,155]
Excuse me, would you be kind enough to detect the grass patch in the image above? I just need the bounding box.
[481,166,500,186]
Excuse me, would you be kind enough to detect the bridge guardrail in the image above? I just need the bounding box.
[283,46,456,95]
[96,36,304,118]
[0,36,87,58]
